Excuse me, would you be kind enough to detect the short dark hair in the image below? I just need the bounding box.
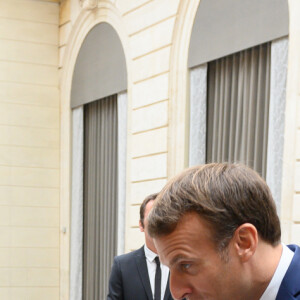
[148,163,281,252]
[139,193,158,228]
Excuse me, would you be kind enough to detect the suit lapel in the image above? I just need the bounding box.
[276,245,300,299]
[135,246,153,300]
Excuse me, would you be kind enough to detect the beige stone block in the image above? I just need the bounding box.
[0,19,58,45]
[60,0,71,25]
[0,0,59,24]
[132,73,169,108]
[132,127,167,158]
[129,205,140,228]
[132,101,168,133]
[0,288,10,299]
[291,223,300,245]
[296,130,300,159]
[0,248,11,267]
[131,153,167,182]
[0,227,11,247]
[7,288,27,300]
[132,46,170,83]
[0,186,59,207]
[11,248,59,268]
[130,179,167,205]
[0,40,58,66]
[11,207,59,227]
[10,269,27,286]
[292,194,300,221]
[0,248,59,268]
[0,126,59,148]
[0,146,59,169]
[124,0,179,35]
[130,17,175,58]
[116,0,151,15]
[0,103,59,128]
[10,287,59,300]
[0,206,11,226]
[126,227,144,251]
[0,269,10,286]
[10,268,59,286]
[0,166,59,188]
[295,162,300,191]
[0,82,59,108]
[0,61,58,86]
[59,21,72,46]
[12,227,59,247]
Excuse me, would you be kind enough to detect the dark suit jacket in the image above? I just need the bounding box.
[276,244,300,299]
[107,246,173,300]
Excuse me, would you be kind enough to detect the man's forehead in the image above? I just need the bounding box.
[153,213,216,251]
[154,233,202,269]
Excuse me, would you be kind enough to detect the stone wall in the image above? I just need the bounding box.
[0,0,60,299]
[58,0,300,298]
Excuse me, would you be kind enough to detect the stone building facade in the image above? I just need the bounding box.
[0,0,299,299]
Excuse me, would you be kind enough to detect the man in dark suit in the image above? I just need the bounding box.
[276,244,300,299]
[107,193,173,300]
[148,163,300,300]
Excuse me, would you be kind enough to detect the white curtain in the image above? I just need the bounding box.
[83,95,118,300]
[206,43,271,178]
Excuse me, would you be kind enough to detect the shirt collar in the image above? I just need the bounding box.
[144,244,157,263]
[260,243,294,300]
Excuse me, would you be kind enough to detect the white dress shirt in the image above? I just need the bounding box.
[144,245,169,300]
[260,243,294,300]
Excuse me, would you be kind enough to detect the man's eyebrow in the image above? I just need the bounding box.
[169,255,188,267]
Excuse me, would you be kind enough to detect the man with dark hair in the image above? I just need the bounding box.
[107,193,173,300]
[148,163,300,300]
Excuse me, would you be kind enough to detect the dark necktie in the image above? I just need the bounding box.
[154,256,161,300]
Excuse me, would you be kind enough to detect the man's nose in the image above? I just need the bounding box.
[169,272,191,300]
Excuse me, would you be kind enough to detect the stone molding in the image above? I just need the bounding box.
[80,0,98,10]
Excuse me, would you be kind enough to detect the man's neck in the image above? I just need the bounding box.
[249,242,283,300]
[145,241,157,254]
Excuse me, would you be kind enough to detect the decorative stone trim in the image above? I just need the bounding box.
[80,0,98,10]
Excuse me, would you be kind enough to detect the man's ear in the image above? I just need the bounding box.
[233,223,258,262]
[139,220,144,233]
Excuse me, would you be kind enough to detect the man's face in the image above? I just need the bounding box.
[139,200,156,252]
[154,212,244,300]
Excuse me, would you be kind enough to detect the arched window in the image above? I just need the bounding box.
[70,22,127,300]
[188,0,289,210]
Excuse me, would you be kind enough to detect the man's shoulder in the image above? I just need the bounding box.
[276,244,300,299]
[114,246,144,263]
[287,244,300,253]
[287,244,300,269]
